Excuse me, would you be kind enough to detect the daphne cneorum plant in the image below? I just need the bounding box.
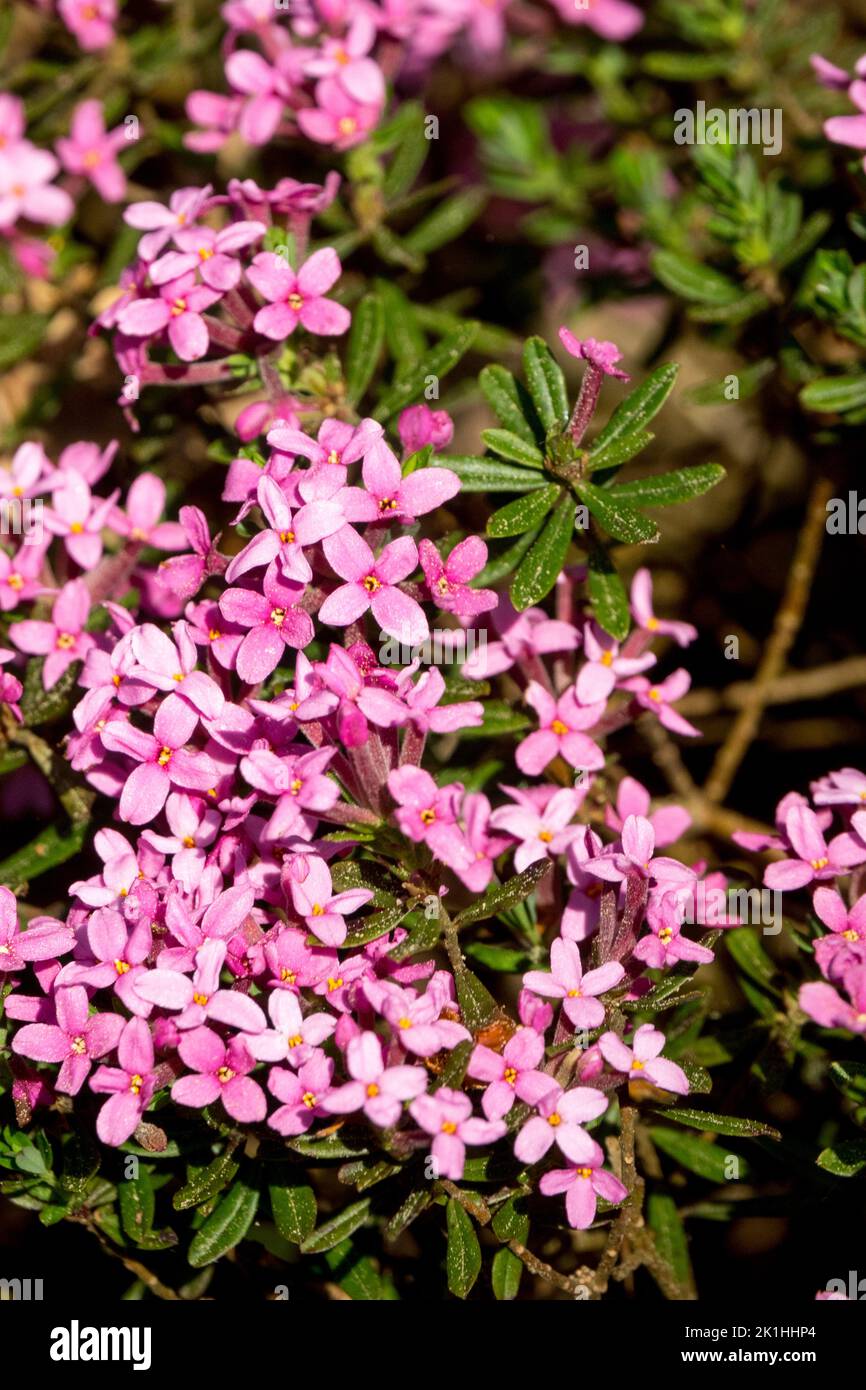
[0,0,864,1311]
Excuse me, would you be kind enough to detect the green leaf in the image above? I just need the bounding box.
[455,858,551,928]
[434,1039,473,1092]
[479,364,541,445]
[385,1189,432,1241]
[481,429,545,468]
[487,485,561,538]
[830,1061,866,1098]
[342,903,410,949]
[587,543,630,640]
[455,699,530,739]
[438,456,548,493]
[329,860,399,908]
[658,1109,780,1140]
[491,1196,530,1243]
[376,280,426,365]
[173,1150,240,1211]
[288,1132,370,1160]
[816,1139,866,1178]
[119,1172,155,1240]
[511,495,577,609]
[464,943,531,972]
[800,374,866,414]
[323,1239,394,1300]
[446,1198,482,1298]
[522,336,569,431]
[649,1126,748,1182]
[589,363,679,460]
[455,967,499,1030]
[474,527,540,585]
[300,1198,371,1254]
[651,250,741,306]
[187,1180,260,1267]
[382,104,428,202]
[404,189,487,256]
[0,821,88,887]
[373,321,478,421]
[576,480,659,545]
[0,313,49,370]
[585,430,654,474]
[607,464,726,508]
[725,926,780,992]
[344,293,384,407]
[491,1247,523,1300]
[270,1177,317,1244]
[647,1193,692,1290]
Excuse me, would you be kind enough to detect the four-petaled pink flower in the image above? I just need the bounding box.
[514,1083,608,1164]
[100,699,218,824]
[559,327,629,379]
[135,938,267,1032]
[10,578,94,690]
[342,439,460,524]
[11,985,124,1095]
[418,536,497,617]
[90,1017,157,1146]
[319,529,428,644]
[56,100,127,203]
[172,1025,267,1122]
[523,939,625,1029]
[621,669,701,737]
[409,1087,506,1180]
[630,568,697,647]
[322,1031,427,1126]
[286,853,373,947]
[0,887,73,973]
[516,682,605,776]
[599,1025,689,1094]
[219,570,314,683]
[764,804,866,891]
[116,272,221,362]
[297,77,381,151]
[467,1027,554,1121]
[577,621,655,703]
[247,247,350,340]
[540,1156,629,1230]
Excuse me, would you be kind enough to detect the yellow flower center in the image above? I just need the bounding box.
[217,1066,235,1083]
[270,606,287,627]
[289,778,303,795]
[208,628,221,641]
[287,292,304,311]
[170,298,187,317]
[287,1034,303,1048]
[302,1091,316,1109]
[551,719,569,735]
[420,808,436,826]
[157,746,173,766]
[70,521,84,534]
[83,149,102,168]
[659,927,673,944]
[129,1073,143,1094]
[7,574,23,590]
[183,836,195,848]
[279,530,295,543]
[600,651,614,667]
[843,929,859,942]
[379,498,399,512]
[646,617,659,631]
[648,689,661,702]
[311,904,324,916]
[538,830,553,843]
[366,1082,380,1098]
[327,976,343,992]
[362,574,381,593]
[56,632,76,650]
[114,959,130,975]
[198,247,213,260]
[577,1167,593,1179]
[441,1121,457,1134]
[811,858,829,870]
[338,116,358,136]
[504,1067,518,1085]
[547,1112,562,1127]
[71,1036,87,1055]
[193,992,208,1006]
[398,1017,412,1030]
[281,968,296,983]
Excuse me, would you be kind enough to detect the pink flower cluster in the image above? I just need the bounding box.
[0,94,74,277]
[735,775,866,1033]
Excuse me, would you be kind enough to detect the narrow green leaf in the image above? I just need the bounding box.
[385,1189,432,1241]
[481,428,545,468]
[590,363,679,459]
[608,464,725,508]
[587,543,630,641]
[374,322,478,421]
[344,292,384,407]
[342,903,410,949]
[492,1196,530,1243]
[173,1150,239,1211]
[455,858,551,928]
[649,1126,749,1182]
[323,1239,392,1300]
[446,1198,482,1298]
[487,485,561,538]
[510,495,577,610]
[479,364,541,445]
[491,1247,523,1300]
[658,1108,780,1140]
[439,456,548,493]
[816,1139,866,1178]
[474,527,540,585]
[270,1178,317,1244]
[647,1192,692,1290]
[522,335,569,430]
[800,374,866,414]
[0,822,88,887]
[383,104,428,201]
[455,967,499,1030]
[585,430,654,474]
[300,1197,371,1254]
[404,189,486,256]
[651,250,740,306]
[0,313,49,370]
[187,1180,259,1267]
[576,480,659,545]
[375,279,426,365]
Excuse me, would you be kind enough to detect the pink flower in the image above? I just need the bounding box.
[812,887,866,980]
[523,939,625,1029]
[225,476,311,585]
[100,700,218,824]
[111,473,186,551]
[58,0,117,51]
[141,792,220,893]
[764,804,866,891]
[223,49,298,146]
[172,1025,266,1122]
[463,597,579,679]
[148,220,265,291]
[286,853,373,947]
[319,528,428,644]
[599,1024,689,1094]
[388,666,483,737]
[604,776,691,847]
[297,77,381,151]
[322,1031,428,1126]
[305,15,386,106]
[245,989,336,1068]
[540,1157,628,1230]
[0,888,73,973]
[800,968,866,1034]
[811,767,866,807]
[44,471,117,568]
[11,985,124,1095]
[219,570,313,683]
[516,682,605,776]
[124,185,212,262]
[135,938,267,1032]
[584,814,696,889]
[267,1053,335,1135]
[387,766,470,866]
[90,1017,157,1146]
[409,1087,506,1179]
[630,567,697,647]
[577,621,655,702]
[0,143,74,228]
[546,0,643,42]
[621,669,701,737]
[635,896,716,970]
[247,248,351,340]
[0,543,46,613]
[159,505,227,601]
[418,536,497,617]
[56,100,127,203]
[490,785,586,873]
[558,327,629,379]
[116,272,222,362]
[398,404,454,455]
[129,621,225,719]
[514,1083,608,1164]
[56,908,152,1015]
[342,439,461,524]
[824,79,866,162]
[10,578,95,690]
[368,977,470,1057]
[241,747,340,839]
[467,1027,554,1121]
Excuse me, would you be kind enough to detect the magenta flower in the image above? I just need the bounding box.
[0,144,73,228]
[267,1053,335,1135]
[584,814,696,890]
[800,969,866,1035]
[245,989,336,1068]
[467,1027,554,1121]
[523,939,625,1029]
[320,528,428,644]
[322,1031,427,1126]
[158,505,227,601]
[100,699,218,824]
[342,439,460,524]
[286,853,373,947]
[58,0,116,51]
[297,77,381,151]
[604,775,691,848]
[44,471,118,569]
[56,100,127,202]
[11,985,124,1095]
[0,888,73,973]
[388,666,483,737]
[223,48,298,145]
[129,621,225,720]
[635,897,716,970]
[267,417,382,479]
[559,327,629,379]
[599,1025,689,1094]
[247,248,350,340]
[224,476,311,585]
[409,1087,506,1179]
[418,536,497,617]
[241,747,340,838]
[148,219,265,292]
[540,1157,628,1230]
[514,1083,608,1165]
[516,682,605,776]
[387,766,470,867]
[812,887,866,980]
[135,938,267,1032]
[219,570,314,683]
[621,669,701,737]
[10,578,95,690]
[140,792,220,893]
[172,1026,266,1122]
[577,621,655,702]
[368,978,470,1058]
[630,568,697,647]
[116,272,222,362]
[764,804,866,891]
[398,404,454,455]
[490,785,586,873]
[90,1017,157,1146]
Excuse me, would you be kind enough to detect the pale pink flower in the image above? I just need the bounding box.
[247,248,350,340]
[56,100,127,202]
